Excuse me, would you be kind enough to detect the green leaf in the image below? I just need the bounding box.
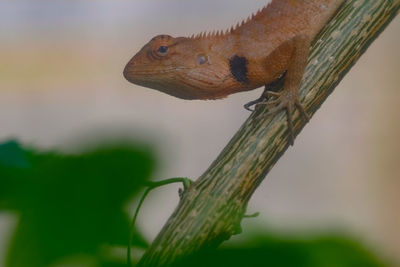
[0,140,155,267]
[0,140,29,168]
[174,232,387,267]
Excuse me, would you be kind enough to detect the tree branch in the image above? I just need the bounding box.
[138,1,399,266]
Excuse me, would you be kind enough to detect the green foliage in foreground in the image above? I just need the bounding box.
[174,233,387,267]
[0,140,154,267]
[0,140,389,267]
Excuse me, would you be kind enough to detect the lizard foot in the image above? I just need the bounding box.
[256,90,310,145]
[244,95,266,111]
[244,72,287,112]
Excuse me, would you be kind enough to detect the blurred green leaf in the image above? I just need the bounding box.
[0,140,155,267]
[174,232,387,267]
[0,141,29,168]
[0,140,390,267]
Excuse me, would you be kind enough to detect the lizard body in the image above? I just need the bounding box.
[124,0,345,144]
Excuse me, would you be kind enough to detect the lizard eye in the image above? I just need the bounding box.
[157,46,169,56]
[197,54,208,65]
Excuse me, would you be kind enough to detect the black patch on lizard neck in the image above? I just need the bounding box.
[229,55,249,84]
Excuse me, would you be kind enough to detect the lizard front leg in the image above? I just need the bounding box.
[257,34,311,145]
[244,71,286,111]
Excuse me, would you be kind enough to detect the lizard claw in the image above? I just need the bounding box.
[244,73,287,112]
[243,95,279,111]
[255,89,309,146]
[244,96,266,111]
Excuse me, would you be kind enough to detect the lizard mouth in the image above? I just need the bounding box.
[123,59,189,84]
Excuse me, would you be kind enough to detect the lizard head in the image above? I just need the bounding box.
[123,34,235,100]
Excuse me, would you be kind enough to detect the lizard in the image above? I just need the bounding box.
[123,0,345,145]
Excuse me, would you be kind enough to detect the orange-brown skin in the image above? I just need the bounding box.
[124,0,345,144]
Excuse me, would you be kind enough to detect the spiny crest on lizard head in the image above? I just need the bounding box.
[188,4,269,40]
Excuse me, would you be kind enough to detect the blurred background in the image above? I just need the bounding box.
[0,0,399,266]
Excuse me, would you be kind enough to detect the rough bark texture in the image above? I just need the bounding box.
[138,1,399,266]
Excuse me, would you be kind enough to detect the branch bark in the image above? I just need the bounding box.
[138,1,399,266]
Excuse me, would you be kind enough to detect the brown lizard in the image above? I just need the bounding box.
[123,0,345,145]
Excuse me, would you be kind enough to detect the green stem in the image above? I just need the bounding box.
[243,212,260,218]
[127,177,192,267]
